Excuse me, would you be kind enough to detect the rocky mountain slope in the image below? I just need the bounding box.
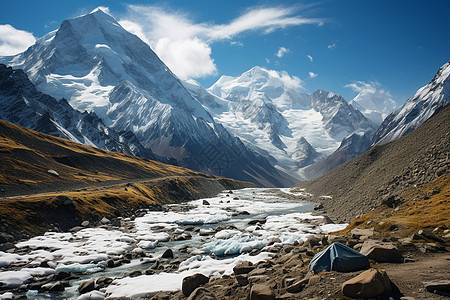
[0,9,294,187]
[372,61,449,145]
[0,119,254,237]
[185,67,377,180]
[297,103,449,222]
[0,64,155,160]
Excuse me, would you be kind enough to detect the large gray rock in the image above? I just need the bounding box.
[182,273,209,297]
[342,268,392,299]
[360,240,403,263]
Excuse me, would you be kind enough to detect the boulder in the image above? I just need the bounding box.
[78,279,95,294]
[182,273,209,297]
[202,200,210,205]
[250,284,275,300]
[360,240,403,263]
[423,280,450,296]
[342,268,392,299]
[351,228,375,239]
[418,230,445,243]
[233,261,255,275]
[81,221,90,227]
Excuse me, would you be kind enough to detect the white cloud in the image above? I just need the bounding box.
[327,43,336,49]
[307,55,313,62]
[119,5,323,79]
[309,71,317,78]
[230,41,244,47]
[265,58,271,64]
[0,24,36,56]
[154,37,217,79]
[267,69,304,89]
[275,47,289,58]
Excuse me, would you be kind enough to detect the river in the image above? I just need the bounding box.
[0,188,346,299]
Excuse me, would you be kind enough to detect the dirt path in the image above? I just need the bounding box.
[382,252,450,299]
[0,175,215,200]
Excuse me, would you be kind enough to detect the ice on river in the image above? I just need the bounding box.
[1,188,347,299]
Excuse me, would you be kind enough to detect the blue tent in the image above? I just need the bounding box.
[308,242,370,273]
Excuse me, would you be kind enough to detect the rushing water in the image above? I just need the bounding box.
[1,188,346,299]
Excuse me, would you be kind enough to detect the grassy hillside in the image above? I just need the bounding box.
[0,120,255,238]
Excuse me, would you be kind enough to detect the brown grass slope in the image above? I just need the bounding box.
[0,120,255,238]
[297,104,449,224]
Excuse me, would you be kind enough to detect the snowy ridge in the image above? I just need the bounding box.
[372,61,450,145]
[1,10,295,187]
[186,67,376,180]
[0,64,153,159]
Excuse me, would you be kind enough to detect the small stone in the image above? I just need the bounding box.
[111,219,121,227]
[286,278,308,293]
[81,221,90,227]
[45,281,65,292]
[78,279,95,294]
[186,287,216,300]
[128,270,143,277]
[95,277,113,288]
[250,283,275,300]
[233,261,255,275]
[236,274,249,286]
[182,273,209,297]
[0,233,14,244]
[57,195,73,205]
[54,271,71,281]
[423,280,450,296]
[162,248,174,259]
[202,200,210,205]
[100,217,110,224]
[47,169,59,177]
[70,226,84,233]
[0,242,14,251]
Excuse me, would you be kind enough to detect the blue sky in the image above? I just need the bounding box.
[0,0,448,104]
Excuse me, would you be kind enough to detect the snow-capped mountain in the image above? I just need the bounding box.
[185,67,376,180]
[372,61,450,145]
[349,87,397,125]
[1,10,295,187]
[0,64,155,159]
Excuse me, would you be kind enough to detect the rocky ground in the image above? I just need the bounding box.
[165,228,450,300]
[1,214,448,299]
